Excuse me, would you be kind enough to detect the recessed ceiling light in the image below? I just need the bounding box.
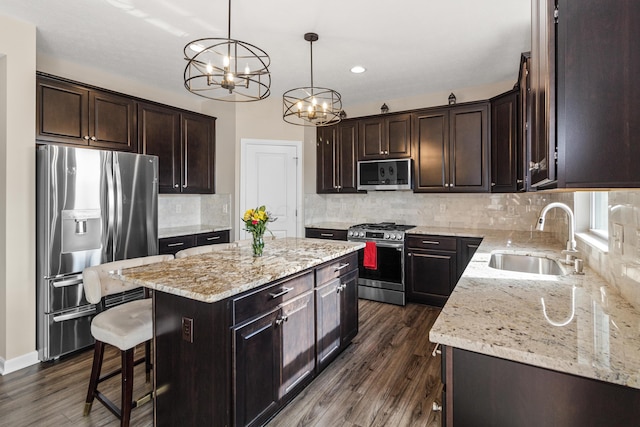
[350,66,366,74]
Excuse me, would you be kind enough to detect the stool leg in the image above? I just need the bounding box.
[121,348,134,427]
[84,340,105,416]
[145,341,151,383]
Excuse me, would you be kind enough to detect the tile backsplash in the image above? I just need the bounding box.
[158,194,231,230]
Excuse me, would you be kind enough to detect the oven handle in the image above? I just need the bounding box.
[52,277,84,288]
[349,240,404,249]
[53,306,97,322]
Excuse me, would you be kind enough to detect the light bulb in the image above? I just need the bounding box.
[297,102,302,111]
[244,64,250,75]
[322,102,328,111]
[227,72,234,82]
[223,56,230,68]
[206,62,213,74]
[311,97,317,106]
[307,105,314,113]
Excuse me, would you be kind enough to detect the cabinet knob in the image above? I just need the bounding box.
[182,184,187,188]
[529,162,540,171]
[432,402,443,412]
[174,184,179,188]
[491,182,496,187]
[275,314,289,326]
[90,136,97,141]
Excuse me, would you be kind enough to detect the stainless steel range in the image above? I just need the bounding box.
[347,222,414,306]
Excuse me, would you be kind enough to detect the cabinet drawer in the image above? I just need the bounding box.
[233,271,314,325]
[406,235,456,251]
[305,228,348,241]
[159,235,196,255]
[196,230,230,246]
[315,252,358,286]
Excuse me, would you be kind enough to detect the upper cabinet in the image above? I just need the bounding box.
[37,75,137,152]
[490,89,522,193]
[531,0,640,188]
[358,113,411,160]
[413,102,490,193]
[138,103,215,194]
[316,120,358,193]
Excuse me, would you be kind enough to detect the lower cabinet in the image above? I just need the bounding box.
[305,227,348,241]
[406,235,482,307]
[442,346,640,427]
[159,230,230,255]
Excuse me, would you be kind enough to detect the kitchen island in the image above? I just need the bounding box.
[425,228,640,426]
[116,237,364,427]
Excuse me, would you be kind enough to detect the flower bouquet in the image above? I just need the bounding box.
[241,206,277,256]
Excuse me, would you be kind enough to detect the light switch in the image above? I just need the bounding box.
[182,317,193,343]
[613,223,624,254]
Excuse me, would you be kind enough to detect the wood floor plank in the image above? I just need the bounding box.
[0,300,442,427]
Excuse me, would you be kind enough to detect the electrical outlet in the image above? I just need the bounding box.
[613,223,624,254]
[223,203,229,214]
[175,204,182,213]
[508,205,516,216]
[439,204,446,213]
[182,317,193,343]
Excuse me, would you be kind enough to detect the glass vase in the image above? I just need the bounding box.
[252,232,265,257]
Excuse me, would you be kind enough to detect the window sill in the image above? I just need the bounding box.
[576,232,609,254]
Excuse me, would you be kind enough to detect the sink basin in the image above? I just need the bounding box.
[488,253,565,276]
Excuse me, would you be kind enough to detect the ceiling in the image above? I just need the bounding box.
[0,0,531,107]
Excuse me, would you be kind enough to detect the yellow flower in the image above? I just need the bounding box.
[243,209,254,221]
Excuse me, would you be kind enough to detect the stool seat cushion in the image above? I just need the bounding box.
[91,299,152,351]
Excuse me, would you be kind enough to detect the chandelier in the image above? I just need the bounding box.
[283,33,342,126]
[183,0,271,102]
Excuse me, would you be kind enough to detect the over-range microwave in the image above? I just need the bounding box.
[357,158,413,191]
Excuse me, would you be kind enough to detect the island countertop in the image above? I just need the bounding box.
[428,228,640,390]
[114,237,364,303]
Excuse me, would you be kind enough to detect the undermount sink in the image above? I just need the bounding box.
[488,253,565,276]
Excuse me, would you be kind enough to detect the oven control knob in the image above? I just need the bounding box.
[348,231,353,237]
[384,233,390,239]
[359,231,365,238]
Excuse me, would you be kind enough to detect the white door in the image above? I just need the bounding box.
[240,139,301,239]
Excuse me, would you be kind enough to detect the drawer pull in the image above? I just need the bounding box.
[206,236,221,241]
[167,242,185,247]
[333,263,350,272]
[422,240,440,245]
[320,233,334,237]
[268,287,293,299]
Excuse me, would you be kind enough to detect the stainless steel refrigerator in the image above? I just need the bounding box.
[36,145,159,361]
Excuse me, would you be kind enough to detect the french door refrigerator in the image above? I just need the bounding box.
[36,144,158,361]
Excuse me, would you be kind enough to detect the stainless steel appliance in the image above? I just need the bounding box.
[36,145,159,361]
[357,158,413,191]
[347,222,414,306]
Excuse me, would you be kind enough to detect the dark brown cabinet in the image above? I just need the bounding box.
[358,113,412,160]
[304,227,348,241]
[406,235,482,307]
[442,346,640,427]
[233,271,315,427]
[413,102,490,192]
[37,75,137,151]
[141,106,215,194]
[316,120,358,193]
[530,0,640,188]
[158,230,230,256]
[490,89,522,193]
[315,253,358,371]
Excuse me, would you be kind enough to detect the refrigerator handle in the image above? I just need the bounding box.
[114,153,123,256]
[105,153,116,260]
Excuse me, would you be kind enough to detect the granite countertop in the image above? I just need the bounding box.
[428,228,640,390]
[114,237,364,303]
[159,224,231,239]
[304,222,354,231]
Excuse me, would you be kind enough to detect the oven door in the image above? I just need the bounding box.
[357,242,404,292]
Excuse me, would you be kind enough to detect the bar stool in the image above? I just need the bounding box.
[82,254,173,427]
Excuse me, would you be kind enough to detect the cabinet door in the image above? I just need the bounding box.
[182,113,215,194]
[449,103,490,192]
[358,117,385,160]
[316,126,337,193]
[36,76,89,145]
[529,0,557,188]
[138,103,182,193]
[386,113,412,158]
[158,235,196,255]
[336,121,359,192]
[234,308,281,427]
[280,291,315,397]
[491,90,519,193]
[89,90,137,152]
[315,278,341,370]
[340,269,359,345]
[457,237,482,281]
[406,249,457,307]
[413,109,449,191]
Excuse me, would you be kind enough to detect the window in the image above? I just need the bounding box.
[590,192,608,239]
[574,191,608,252]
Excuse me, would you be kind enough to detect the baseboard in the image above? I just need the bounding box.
[0,351,39,375]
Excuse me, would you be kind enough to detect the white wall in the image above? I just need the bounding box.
[0,15,37,374]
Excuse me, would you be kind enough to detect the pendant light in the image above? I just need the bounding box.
[283,33,342,126]
[183,0,271,102]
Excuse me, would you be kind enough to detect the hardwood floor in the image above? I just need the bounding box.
[0,301,442,426]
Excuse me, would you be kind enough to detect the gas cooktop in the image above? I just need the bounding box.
[349,222,415,231]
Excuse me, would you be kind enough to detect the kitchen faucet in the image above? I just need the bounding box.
[535,202,580,264]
